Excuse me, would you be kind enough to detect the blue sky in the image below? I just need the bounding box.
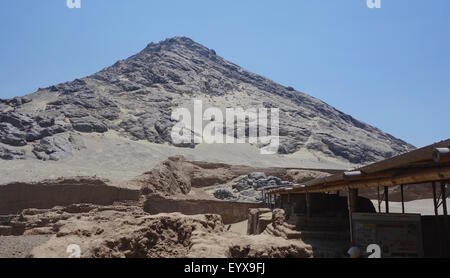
[0,0,449,147]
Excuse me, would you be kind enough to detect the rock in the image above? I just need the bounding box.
[32,134,80,161]
[0,145,25,160]
[219,173,294,203]
[248,172,266,180]
[36,116,55,128]
[70,116,108,133]
[0,96,32,107]
[0,111,68,154]
[213,189,235,200]
[233,180,251,192]
[0,128,27,147]
[272,209,285,227]
[0,113,32,128]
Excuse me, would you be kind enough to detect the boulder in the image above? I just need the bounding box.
[32,134,82,161]
[71,116,108,133]
[213,189,235,200]
[0,145,25,160]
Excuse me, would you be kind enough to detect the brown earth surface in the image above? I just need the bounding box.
[0,156,437,258]
[0,204,313,258]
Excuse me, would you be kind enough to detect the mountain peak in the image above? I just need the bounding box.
[146,36,195,47]
[141,36,217,58]
[0,38,414,165]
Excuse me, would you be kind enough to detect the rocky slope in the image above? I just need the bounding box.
[0,36,414,165]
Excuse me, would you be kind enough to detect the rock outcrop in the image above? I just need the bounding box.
[208,172,295,203]
[0,37,414,164]
[0,144,25,160]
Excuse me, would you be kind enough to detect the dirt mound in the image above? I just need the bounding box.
[132,156,191,196]
[285,169,330,184]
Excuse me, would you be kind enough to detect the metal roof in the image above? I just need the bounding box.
[268,138,450,195]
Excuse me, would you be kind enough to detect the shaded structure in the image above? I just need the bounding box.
[266,139,450,257]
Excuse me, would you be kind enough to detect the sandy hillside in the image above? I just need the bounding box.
[0,131,353,185]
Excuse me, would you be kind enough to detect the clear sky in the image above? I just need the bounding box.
[0,0,449,147]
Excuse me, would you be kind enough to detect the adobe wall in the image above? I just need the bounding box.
[143,194,262,224]
[0,178,140,214]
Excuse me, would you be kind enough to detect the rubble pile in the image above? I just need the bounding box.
[208,172,294,203]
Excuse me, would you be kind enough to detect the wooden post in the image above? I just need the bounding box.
[432,182,439,216]
[270,194,273,209]
[377,186,381,213]
[287,193,291,219]
[279,194,283,209]
[384,186,389,213]
[441,183,450,257]
[347,188,358,244]
[305,192,311,219]
[271,195,274,209]
[401,185,405,214]
[441,182,448,216]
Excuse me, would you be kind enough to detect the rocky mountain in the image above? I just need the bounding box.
[0,36,414,165]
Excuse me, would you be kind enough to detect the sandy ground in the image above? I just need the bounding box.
[371,198,443,215]
[0,235,51,258]
[0,131,353,185]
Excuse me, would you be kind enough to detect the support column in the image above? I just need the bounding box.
[432,182,439,216]
[441,182,448,216]
[442,182,450,257]
[384,186,389,213]
[377,186,381,213]
[287,193,291,219]
[279,194,283,209]
[305,192,311,219]
[268,193,271,209]
[400,185,405,214]
[347,188,358,244]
